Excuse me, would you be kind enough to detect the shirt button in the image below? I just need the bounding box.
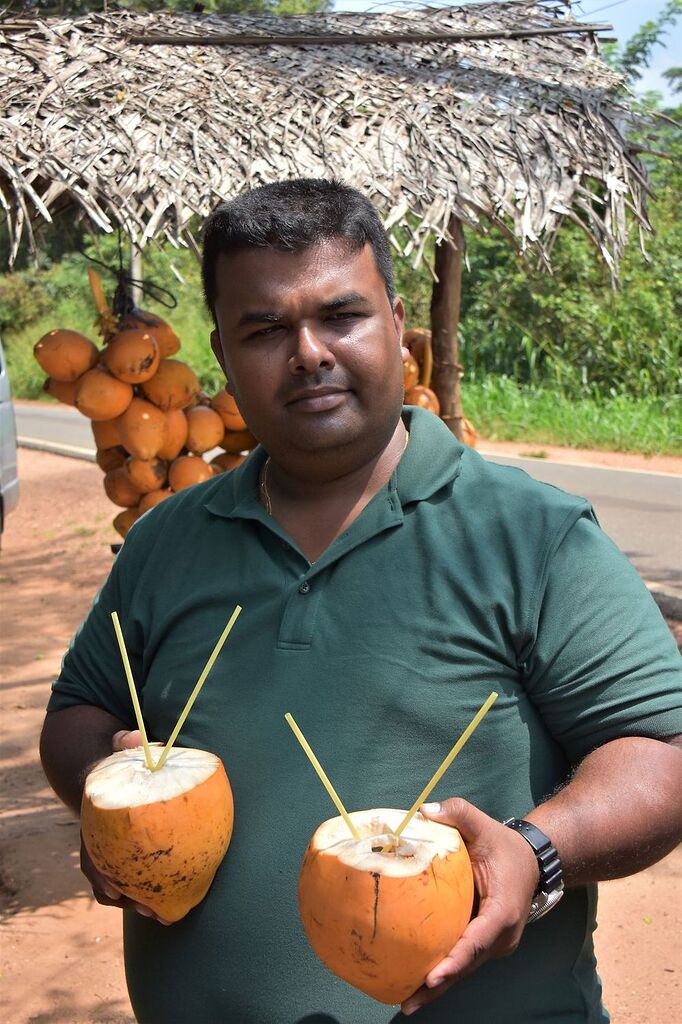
[298,581,310,594]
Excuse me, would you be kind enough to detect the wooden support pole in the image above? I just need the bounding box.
[430,216,464,441]
[130,243,143,308]
[126,23,613,48]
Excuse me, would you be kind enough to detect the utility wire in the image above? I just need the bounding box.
[578,0,632,20]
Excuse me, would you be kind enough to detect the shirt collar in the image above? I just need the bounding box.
[203,405,464,521]
[394,405,464,503]
[203,445,267,521]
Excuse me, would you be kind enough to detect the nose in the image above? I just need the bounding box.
[288,325,336,375]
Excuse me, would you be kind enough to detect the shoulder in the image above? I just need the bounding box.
[457,447,595,539]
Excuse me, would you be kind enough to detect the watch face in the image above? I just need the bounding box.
[528,885,564,924]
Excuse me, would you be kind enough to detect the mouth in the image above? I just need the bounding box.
[285,387,349,412]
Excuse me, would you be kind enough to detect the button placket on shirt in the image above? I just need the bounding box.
[277,569,320,649]
[274,487,405,651]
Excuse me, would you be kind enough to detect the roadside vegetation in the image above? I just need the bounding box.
[2,3,680,455]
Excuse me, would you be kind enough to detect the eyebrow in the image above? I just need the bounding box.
[237,310,283,327]
[320,292,370,312]
[236,292,371,328]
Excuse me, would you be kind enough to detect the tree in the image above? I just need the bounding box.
[9,0,332,16]
[604,0,681,87]
[662,65,682,93]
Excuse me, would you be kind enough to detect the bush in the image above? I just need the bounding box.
[463,377,681,456]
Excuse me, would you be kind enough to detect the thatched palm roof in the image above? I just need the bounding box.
[0,1,649,269]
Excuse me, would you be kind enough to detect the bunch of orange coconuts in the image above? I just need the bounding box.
[34,308,256,538]
[403,327,478,448]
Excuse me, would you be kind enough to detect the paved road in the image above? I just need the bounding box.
[15,402,682,602]
[16,402,97,459]
[483,453,682,602]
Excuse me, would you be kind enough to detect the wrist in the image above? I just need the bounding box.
[503,818,564,923]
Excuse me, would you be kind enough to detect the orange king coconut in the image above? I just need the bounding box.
[291,698,497,1005]
[80,607,242,924]
[81,745,233,923]
[298,808,474,1004]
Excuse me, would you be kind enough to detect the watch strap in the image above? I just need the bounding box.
[503,818,564,923]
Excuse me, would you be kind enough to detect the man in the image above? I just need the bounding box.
[41,179,682,1023]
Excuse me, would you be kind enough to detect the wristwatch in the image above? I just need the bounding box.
[503,818,564,923]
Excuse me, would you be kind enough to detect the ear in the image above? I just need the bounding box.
[210,329,231,390]
[392,297,407,356]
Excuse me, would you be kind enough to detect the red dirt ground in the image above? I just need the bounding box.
[1,449,680,1023]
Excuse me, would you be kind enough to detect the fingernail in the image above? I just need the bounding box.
[101,883,120,900]
[112,731,129,751]
[427,974,445,988]
[421,802,441,814]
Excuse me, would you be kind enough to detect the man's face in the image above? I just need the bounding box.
[210,239,406,465]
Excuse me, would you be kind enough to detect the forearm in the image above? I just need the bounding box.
[40,704,129,815]
[528,735,682,887]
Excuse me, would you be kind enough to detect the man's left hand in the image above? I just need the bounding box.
[401,797,540,1016]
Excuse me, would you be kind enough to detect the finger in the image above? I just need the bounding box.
[401,977,450,1016]
[428,892,525,988]
[425,915,497,987]
[92,888,125,908]
[129,901,155,918]
[400,928,490,1016]
[100,879,123,900]
[420,797,489,845]
[126,899,172,925]
[134,905,173,926]
[112,729,143,751]
[91,888,171,925]
[401,903,521,1015]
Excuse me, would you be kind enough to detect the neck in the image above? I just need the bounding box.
[265,418,408,508]
[260,419,408,561]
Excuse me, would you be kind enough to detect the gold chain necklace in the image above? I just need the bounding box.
[260,459,273,516]
[259,430,409,517]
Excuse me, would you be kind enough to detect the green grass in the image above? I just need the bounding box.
[463,377,682,456]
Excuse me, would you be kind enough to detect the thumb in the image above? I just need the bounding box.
[420,797,490,844]
[112,729,144,751]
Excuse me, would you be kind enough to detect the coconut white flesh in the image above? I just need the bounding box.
[84,746,220,809]
[312,809,462,877]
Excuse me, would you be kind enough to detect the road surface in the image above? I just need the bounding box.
[14,401,682,603]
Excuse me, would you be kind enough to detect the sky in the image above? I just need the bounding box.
[333,0,681,102]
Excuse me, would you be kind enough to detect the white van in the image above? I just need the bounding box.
[0,338,19,535]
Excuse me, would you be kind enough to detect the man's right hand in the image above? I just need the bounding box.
[80,838,171,921]
[80,727,171,925]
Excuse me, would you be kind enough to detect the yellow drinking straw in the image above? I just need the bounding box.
[285,712,360,839]
[111,611,155,771]
[154,605,243,771]
[394,690,499,838]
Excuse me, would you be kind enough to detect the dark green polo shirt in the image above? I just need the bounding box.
[49,407,682,1024]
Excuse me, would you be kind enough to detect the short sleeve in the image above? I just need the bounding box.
[522,514,682,762]
[47,531,143,725]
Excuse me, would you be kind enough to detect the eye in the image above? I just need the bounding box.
[328,310,366,322]
[248,324,284,340]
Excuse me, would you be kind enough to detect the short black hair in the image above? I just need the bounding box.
[201,178,396,319]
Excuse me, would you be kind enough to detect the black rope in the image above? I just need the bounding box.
[78,233,177,318]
